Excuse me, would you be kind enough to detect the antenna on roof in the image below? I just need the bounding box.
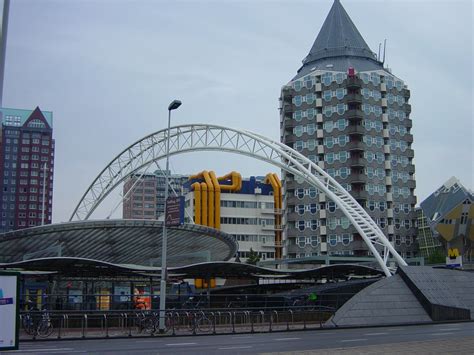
[382,39,387,65]
[378,43,381,61]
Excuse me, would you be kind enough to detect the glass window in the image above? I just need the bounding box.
[336,103,346,115]
[335,73,345,84]
[340,217,350,229]
[324,137,334,148]
[322,72,332,86]
[335,88,345,100]
[362,88,370,99]
[294,111,303,121]
[296,188,305,199]
[323,106,333,118]
[296,204,305,215]
[327,201,337,213]
[293,126,303,137]
[325,152,334,164]
[297,220,305,231]
[360,73,369,84]
[323,90,332,102]
[295,141,304,151]
[339,167,349,179]
[293,96,302,106]
[329,235,338,246]
[342,234,351,246]
[293,80,302,91]
[337,119,347,131]
[328,218,337,230]
[307,140,316,151]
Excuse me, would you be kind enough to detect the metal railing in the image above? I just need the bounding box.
[19,291,356,312]
[19,306,335,340]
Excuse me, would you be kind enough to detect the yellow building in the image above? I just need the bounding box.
[420,177,473,266]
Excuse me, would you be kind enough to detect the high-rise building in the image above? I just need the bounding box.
[0,107,55,233]
[122,173,157,220]
[280,0,417,260]
[122,170,189,220]
[154,171,189,217]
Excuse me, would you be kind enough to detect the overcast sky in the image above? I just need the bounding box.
[4,0,473,222]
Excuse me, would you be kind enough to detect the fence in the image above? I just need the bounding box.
[19,307,335,340]
[20,292,355,312]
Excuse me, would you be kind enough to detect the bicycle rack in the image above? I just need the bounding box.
[231,312,235,333]
[82,314,88,339]
[287,310,293,331]
[211,312,216,334]
[103,314,109,338]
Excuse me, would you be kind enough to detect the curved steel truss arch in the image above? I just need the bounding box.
[71,124,407,276]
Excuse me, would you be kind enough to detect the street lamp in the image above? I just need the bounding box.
[158,99,181,332]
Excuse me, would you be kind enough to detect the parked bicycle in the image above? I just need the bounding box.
[22,303,54,338]
[135,311,173,334]
[182,311,212,333]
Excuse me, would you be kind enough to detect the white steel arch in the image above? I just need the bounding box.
[70,124,407,276]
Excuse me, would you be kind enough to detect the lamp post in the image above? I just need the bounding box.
[158,99,181,332]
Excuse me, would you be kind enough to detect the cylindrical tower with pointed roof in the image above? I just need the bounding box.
[280,0,417,263]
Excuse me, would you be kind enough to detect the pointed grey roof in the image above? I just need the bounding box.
[293,0,383,79]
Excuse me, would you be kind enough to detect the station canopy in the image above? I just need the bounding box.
[0,256,384,280]
[0,220,237,268]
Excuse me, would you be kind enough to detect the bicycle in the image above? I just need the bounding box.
[135,311,156,334]
[184,311,212,333]
[22,308,54,338]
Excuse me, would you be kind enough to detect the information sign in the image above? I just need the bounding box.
[165,196,185,227]
[0,272,20,351]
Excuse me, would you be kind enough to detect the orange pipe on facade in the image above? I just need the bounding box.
[200,182,208,226]
[218,171,242,192]
[191,182,202,225]
[202,171,215,228]
[265,173,282,259]
[209,171,221,229]
[273,173,283,259]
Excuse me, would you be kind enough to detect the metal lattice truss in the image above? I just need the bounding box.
[71,124,407,276]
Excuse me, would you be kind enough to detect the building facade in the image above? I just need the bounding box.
[280,0,417,260]
[0,107,55,233]
[415,207,443,259]
[123,173,157,220]
[420,177,473,265]
[184,172,281,262]
[122,170,189,220]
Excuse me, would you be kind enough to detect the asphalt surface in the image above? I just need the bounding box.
[5,321,474,354]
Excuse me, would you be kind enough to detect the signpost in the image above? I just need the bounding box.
[0,271,20,351]
[165,196,184,227]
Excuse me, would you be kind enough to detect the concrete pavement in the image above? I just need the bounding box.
[6,321,474,354]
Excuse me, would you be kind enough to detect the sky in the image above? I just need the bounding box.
[3,0,473,223]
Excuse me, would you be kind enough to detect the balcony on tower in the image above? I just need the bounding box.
[346,76,362,89]
[349,172,368,184]
[349,156,366,168]
[346,109,363,122]
[346,92,362,104]
[346,140,365,151]
[346,124,365,136]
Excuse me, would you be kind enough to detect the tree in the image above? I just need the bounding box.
[246,248,260,265]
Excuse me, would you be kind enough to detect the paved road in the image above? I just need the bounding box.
[5,322,474,354]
